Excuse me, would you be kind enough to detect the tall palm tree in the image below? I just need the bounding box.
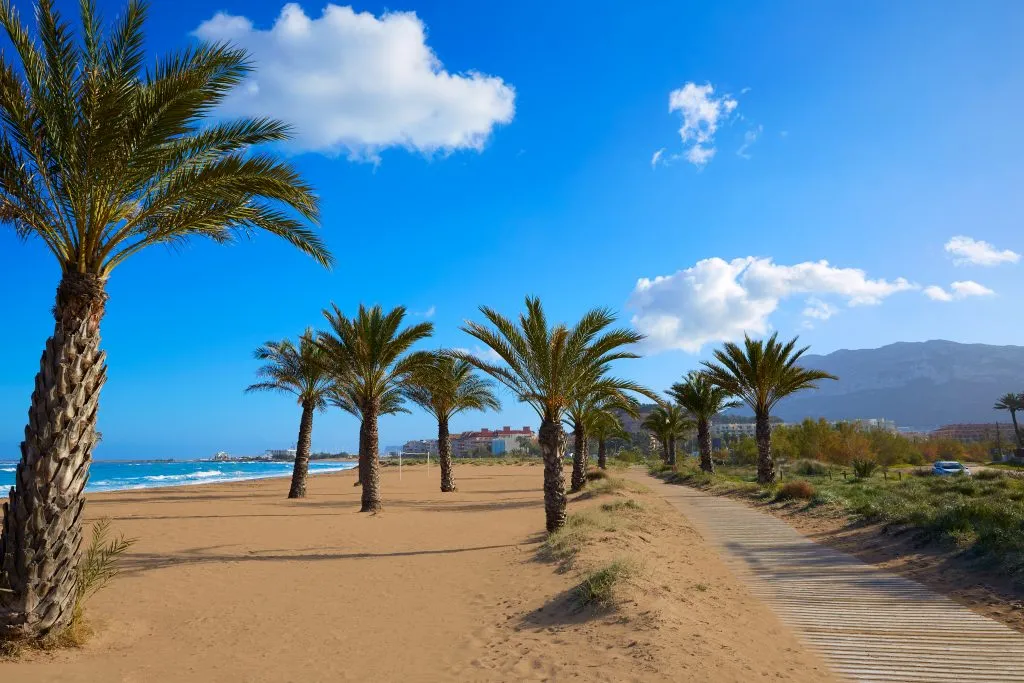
[404,353,501,492]
[641,404,691,466]
[565,380,646,491]
[0,2,329,640]
[458,297,644,532]
[318,304,432,512]
[587,404,632,470]
[702,334,837,484]
[994,392,1024,448]
[668,371,739,473]
[246,330,333,499]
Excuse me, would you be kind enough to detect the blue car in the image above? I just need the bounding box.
[932,461,971,476]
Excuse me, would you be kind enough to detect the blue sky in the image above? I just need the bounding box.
[1,0,1022,459]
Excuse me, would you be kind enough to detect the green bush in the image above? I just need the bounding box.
[851,459,878,479]
[792,460,829,476]
[575,559,634,607]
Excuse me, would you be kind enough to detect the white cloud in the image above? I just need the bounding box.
[627,257,917,353]
[650,148,665,168]
[922,285,953,302]
[453,346,503,363]
[924,280,995,302]
[666,82,738,167]
[413,305,436,318]
[737,125,763,159]
[194,4,515,160]
[802,297,837,320]
[944,235,1019,267]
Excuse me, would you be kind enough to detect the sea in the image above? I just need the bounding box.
[0,459,357,493]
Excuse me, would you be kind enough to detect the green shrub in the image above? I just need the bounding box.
[776,480,816,501]
[600,499,643,513]
[586,469,610,482]
[575,559,634,607]
[851,459,878,479]
[613,448,646,464]
[792,460,829,477]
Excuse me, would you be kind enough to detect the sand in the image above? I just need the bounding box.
[1,464,833,682]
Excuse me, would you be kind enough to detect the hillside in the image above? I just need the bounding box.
[768,340,1024,429]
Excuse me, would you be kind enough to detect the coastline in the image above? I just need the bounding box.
[0,464,830,682]
[0,459,358,495]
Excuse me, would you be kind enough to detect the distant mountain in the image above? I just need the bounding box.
[766,340,1024,429]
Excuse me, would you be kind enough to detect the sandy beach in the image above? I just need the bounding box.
[1,464,832,682]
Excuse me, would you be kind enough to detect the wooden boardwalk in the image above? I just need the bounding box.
[635,472,1024,682]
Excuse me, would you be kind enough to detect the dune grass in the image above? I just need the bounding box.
[575,559,636,607]
[652,459,1024,578]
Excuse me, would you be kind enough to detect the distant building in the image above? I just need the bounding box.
[266,448,297,460]
[710,423,759,439]
[931,423,1016,443]
[402,439,439,456]
[212,451,231,462]
[836,418,897,432]
[452,426,535,457]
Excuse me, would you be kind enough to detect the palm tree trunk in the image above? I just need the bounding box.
[755,411,775,485]
[698,418,714,473]
[570,426,588,492]
[539,417,567,533]
[438,417,456,492]
[288,401,314,499]
[1,272,108,640]
[1012,409,1023,448]
[661,438,669,464]
[668,435,677,466]
[597,438,607,470]
[360,401,383,512]
[354,424,364,487]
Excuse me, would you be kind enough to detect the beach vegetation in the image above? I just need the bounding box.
[456,297,645,533]
[701,334,838,485]
[575,559,635,608]
[403,353,500,493]
[668,371,740,474]
[318,304,432,512]
[641,404,692,467]
[246,330,334,498]
[0,0,329,641]
[564,381,647,492]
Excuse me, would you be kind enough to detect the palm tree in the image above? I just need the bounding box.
[245,330,333,499]
[994,392,1024,448]
[587,405,632,470]
[328,384,408,487]
[457,297,644,532]
[702,334,837,484]
[404,353,501,492]
[0,2,329,640]
[668,371,740,473]
[641,404,691,466]
[565,380,646,491]
[318,305,432,512]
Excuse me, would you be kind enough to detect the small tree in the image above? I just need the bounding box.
[994,393,1024,448]
[668,371,739,473]
[703,334,837,485]
[404,353,500,492]
[246,329,334,498]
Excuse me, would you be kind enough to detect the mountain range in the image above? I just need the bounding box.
[766,340,1024,429]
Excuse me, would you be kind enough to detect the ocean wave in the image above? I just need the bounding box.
[0,467,15,472]
[143,469,223,482]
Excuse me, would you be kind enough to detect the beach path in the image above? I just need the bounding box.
[632,470,1024,682]
[3,464,830,682]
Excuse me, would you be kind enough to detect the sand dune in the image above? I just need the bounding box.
[1,464,832,681]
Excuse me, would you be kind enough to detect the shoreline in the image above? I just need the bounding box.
[0,459,359,496]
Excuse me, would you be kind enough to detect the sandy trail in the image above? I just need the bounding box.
[1,464,831,682]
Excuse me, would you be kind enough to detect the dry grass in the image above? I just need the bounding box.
[575,559,637,607]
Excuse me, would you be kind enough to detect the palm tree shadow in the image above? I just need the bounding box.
[518,586,614,627]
